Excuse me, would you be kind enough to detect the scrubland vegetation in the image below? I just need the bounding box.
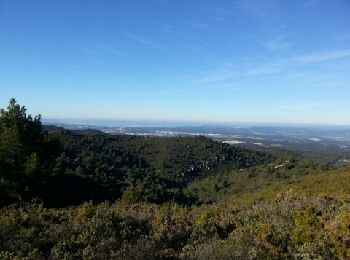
[0,99,349,259]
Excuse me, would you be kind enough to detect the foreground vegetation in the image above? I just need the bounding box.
[1,168,349,259]
[0,99,349,259]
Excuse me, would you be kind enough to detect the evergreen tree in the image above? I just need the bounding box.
[0,98,59,204]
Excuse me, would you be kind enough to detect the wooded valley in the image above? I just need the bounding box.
[0,99,349,259]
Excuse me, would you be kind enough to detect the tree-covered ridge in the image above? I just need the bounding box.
[0,99,273,207]
[55,132,273,181]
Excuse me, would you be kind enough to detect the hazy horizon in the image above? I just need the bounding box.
[1,1,350,124]
[42,117,350,129]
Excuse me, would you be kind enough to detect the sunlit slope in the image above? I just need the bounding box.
[184,168,350,259]
[245,167,350,201]
[197,168,350,208]
[187,159,332,203]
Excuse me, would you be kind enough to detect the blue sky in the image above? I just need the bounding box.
[1,0,350,124]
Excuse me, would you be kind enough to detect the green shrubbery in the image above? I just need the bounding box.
[1,186,349,259]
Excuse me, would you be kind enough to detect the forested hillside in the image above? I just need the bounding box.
[0,99,349,259]
[0,99,272,207]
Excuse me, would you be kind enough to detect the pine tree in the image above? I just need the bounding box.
[0,98,58,204]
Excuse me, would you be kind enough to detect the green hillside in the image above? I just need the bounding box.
[55,132,273,181]
[0,99,273,207]
[186,158,330,204]
[0,99,349,259]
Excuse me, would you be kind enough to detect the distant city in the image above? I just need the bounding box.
[43,119,350,149]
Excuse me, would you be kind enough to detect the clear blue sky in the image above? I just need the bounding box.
[1,0,350,124]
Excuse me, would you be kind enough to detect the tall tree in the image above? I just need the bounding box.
[0,98,58,204]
